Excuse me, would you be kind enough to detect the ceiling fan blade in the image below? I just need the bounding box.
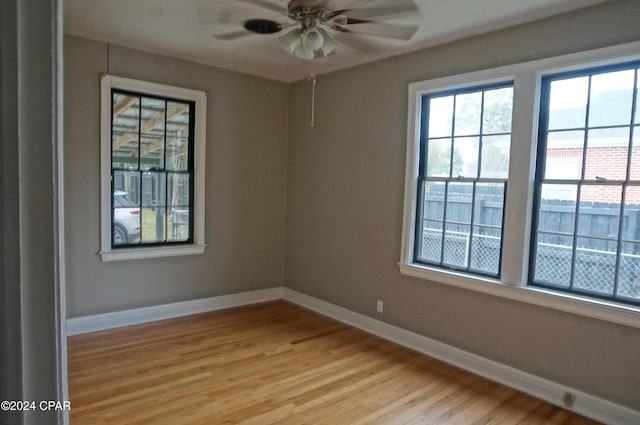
[331,31,378,53]
[332,3,418,20]
[236,0,287,14]
[342,20,418,40]
[213,30,254,41]
[199,9,234,26]
[334,0,369,10]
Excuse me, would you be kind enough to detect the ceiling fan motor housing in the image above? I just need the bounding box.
[288,0,332,26]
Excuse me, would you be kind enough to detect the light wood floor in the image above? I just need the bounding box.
[68,302,601,425]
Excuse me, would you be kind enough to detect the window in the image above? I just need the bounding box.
[531,62,640,305]
[401,42,640,326]
[100,75,207,261]
[415,84,513,277]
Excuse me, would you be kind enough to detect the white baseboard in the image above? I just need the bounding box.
[281,288,640,425]
[65,286,639,424]
[66,287,283,336]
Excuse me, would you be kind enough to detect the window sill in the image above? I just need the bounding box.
[399,262,640,329]
[100,244,206,262]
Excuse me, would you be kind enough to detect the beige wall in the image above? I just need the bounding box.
[64,35,289,317]
[285,0,640,411]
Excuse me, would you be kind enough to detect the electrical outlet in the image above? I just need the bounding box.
[376,300,384,313]
[563,391,575,407]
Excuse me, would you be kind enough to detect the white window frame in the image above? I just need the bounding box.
[100,75,207,261]
[400,41,640,328]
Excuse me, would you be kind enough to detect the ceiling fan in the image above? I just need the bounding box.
[213,0,419,60]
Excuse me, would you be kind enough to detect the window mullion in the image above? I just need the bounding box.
[502,72,537,286]
[449,96,457,178]
[467,181,478,271]
[164,99,169,243]
[137,96,143,246]
[613,188,626,297]
[439,181,450,266]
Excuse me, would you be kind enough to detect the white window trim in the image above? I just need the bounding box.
[400,41,640,328]
[99,75,207,261]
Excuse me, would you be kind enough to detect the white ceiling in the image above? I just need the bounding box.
[64,0,605,83]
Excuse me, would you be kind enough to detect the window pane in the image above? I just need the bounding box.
[533,233,573,287]
[540,183,578,205]
[112,93,140,170]
[166,135,189,171]
[166,102,190,171]
[426,139,452,177]
[422,181,445,221]
[141,207,167,244]
[168,208,190,242]
[167,101,190,135]
[548,77,588,130]
[428,96,453,138]
[446,182,473,225]
[113,170,140,205]
[481,135,510,179]
[454,92,482,136]
[630,128,640,180]
[589,69,635,128]
[538,198,575,240]
[443,223,470,268]
[139,97,166,171]
[618,242,640,300]
[113,175,141,247]
[483,87,513,134]
[544,130,584,180]
[622,186,640,242]
[167,173,190,208]
[141,172,167,208]
[113,207,140,246]
[453,137,479,178]
[140,96,165,117]
[140,133,164,171]
[167,170,191,243]
[473,183,505,225]
[577,186,621,241]
[574,237,616,295]
[583,127,630,181]
[470,227,500,274]
[417,220,442,263]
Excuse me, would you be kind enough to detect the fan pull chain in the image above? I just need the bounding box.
[308,73,316,127]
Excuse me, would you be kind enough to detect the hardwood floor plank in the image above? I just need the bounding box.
[68,302,602,425]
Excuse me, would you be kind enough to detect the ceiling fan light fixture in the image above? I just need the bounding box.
[317,27,335,56]
[278,27,302,54]
[294,43,315,60]
[301,26,324,51]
